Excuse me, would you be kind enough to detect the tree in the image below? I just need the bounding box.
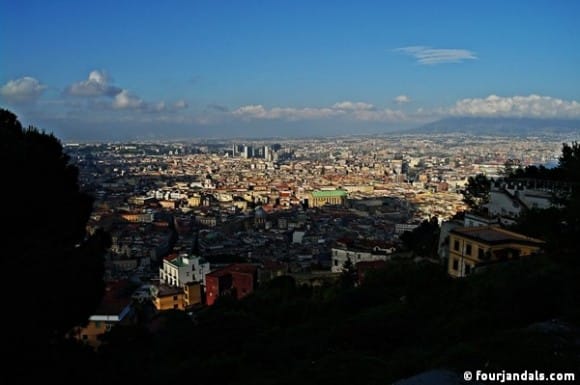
[0,109,108,357]
[511,142,580,254]
[558,141,580,181]
[461,173,491,210]
[501,158,520,177]
[339,257,357,288]
[400,217,440,258]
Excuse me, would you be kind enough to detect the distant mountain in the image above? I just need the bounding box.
[411,117,580,136]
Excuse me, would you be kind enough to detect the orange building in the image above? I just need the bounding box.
[155,285,186,311]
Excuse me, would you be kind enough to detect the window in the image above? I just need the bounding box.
[465,264,472,275]
[334,259,338,266]
[173,295,178,300]
[465,243,472,256]
[478,248,485,259]
[173,304,178,309]
[94,321,101,328]
[453,240,460,251]
[452,259,459,271]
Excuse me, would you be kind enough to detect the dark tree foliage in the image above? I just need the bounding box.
[400,217,440,258]
[0,109,108,362]
[460,173,491,210]
[508,164,552,180]
[557,141,580,179]
[511,142,580,253]
[338,257,357,288]
[555,142,580,206]
[94,257,580,385]
[507,142,580,185]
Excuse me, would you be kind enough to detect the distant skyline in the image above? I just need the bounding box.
[1,0,579,140]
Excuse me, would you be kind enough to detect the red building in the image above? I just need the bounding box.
[205,263,258,305]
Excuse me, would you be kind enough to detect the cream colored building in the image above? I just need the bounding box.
[309,189,347,208]
[448,226,544,278]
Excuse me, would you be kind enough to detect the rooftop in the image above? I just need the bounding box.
[157,285,184,297]
[450,226,544,246]
[311,189,347,198]
[206,263,258,278]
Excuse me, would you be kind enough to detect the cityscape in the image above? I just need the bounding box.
[69,134,565,283]
[2,0,580,384]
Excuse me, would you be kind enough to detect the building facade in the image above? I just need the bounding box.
[309,190,347,208]
[331,245,394,273]
[159,254,211,287]
[205,263,258,306]
[447,226,544,278]
[155,285,186,311]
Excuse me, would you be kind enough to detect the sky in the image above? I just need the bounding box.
[1,0,579,140]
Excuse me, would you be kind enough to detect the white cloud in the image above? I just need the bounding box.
[65,70,188,113]
[113,90,144,110]
[232,105,342,120]
[448,94,580,118]
[232,104,267,118]
[232,101,405,122]
[332,101,375,111]
[229,95,579,124]
[65,70,122,97]
[395,46,477,65]
[394,95,411,104]
[0,76,46,103]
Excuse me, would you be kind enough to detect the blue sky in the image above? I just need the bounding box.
[1,0,579,140]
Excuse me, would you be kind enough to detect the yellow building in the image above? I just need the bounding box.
[448,226,544,278]
[159,200,177,209]
[188,195,201,207]
[184,281,203,306]
[309,189,347,208]
[155,285,186,311]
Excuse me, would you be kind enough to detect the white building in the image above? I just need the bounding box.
[485,181,555,224]
[331,246,394,273]
[159,254,211,286]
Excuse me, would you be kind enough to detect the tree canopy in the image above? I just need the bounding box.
[510,142,580,253]
[0,109,108,363]
[460,173,491,211]
[400,217,440,258]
